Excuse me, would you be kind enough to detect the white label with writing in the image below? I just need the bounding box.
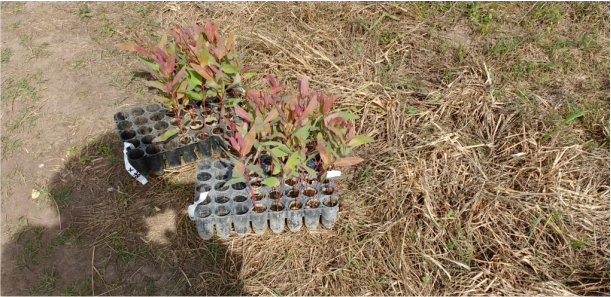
[123,142,148,185]
[327,170,342,179]
[188,192,208,221]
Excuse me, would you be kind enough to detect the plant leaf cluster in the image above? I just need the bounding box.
[225,74,373,189]
[116,20,260,140]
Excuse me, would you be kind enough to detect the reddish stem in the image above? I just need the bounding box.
[243,160,257,206]
[297,172,303,205]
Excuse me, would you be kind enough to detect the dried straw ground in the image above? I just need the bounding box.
[62,2,611,295]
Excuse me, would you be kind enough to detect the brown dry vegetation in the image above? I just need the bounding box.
[1,2,609,296]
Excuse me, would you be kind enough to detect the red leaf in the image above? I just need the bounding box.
[183,25,193,40]
[347,123,355,141]
[212,23,220,42]
[203,20,214,41]
[246,89,261,99]
[154,46,168,60]
[193,22,200,37]
[270,84,286,94]
[300,76,309,97]
[208,65,220,74]
[229,136,239,152]
[334,157,364,167]
[234,104,253,122]
[323,94,336,114]
[134,45,153,59]
[172,66,187,86]
[154,54,166,76]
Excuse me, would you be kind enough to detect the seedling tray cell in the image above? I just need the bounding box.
[113,103,233,176]
[192,159,339,239]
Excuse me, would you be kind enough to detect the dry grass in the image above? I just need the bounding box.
[62,2,610,295]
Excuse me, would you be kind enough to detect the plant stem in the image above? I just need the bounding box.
[202,99,206,133]
[243,159,257,206]
[297,172,303,205]
[170,92,185,136]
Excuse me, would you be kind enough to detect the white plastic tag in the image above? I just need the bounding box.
[123,142,148,185]
[188,192,208,221]
[327,170,342,179]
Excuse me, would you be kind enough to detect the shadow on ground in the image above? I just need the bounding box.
[1,131,244,295]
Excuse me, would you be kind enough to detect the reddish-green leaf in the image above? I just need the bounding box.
[334,157,364,166]
[317,140,328,164]
[299,76,309,97]
[240,125,256,156]
[116,42,137,51]
[226,31,235,50]
[263,108,279,124]
[234,104,253,122]
[146,81,166,91]
[172,66,187,86]
[232,162,245,178]
[190,63,214,81]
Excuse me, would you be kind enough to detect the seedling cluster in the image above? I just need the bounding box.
[116,20,372,235]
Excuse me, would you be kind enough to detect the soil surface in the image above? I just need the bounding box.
[0,2,197,295]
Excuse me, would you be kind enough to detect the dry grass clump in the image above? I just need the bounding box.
[73,2,609,295]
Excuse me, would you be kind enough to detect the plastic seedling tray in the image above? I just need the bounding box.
[113,102,241,176]
[189,158,339,239]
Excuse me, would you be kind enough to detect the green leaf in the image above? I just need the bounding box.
[205,79,221,90]
[271,157,282,175]
[139,56,160,72]
[270,147,288,158]
[186,91,203,100]
[262,177,280,187]
[339,111,360,120]
[147,80,166,92]
[187,68,203,86]
[153,129,179,142]
[294,125,311,141]
[228,73,241,89]
[221,63,241,74]
[348,135,374,147]
[224,176,246,187]
[155,96,172,108]
[301,165,317,178]
[205,115,216,123]
[260,141,284,147]
[223,97,243,106]
[285,151,300,169]
[247,164,264,176]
